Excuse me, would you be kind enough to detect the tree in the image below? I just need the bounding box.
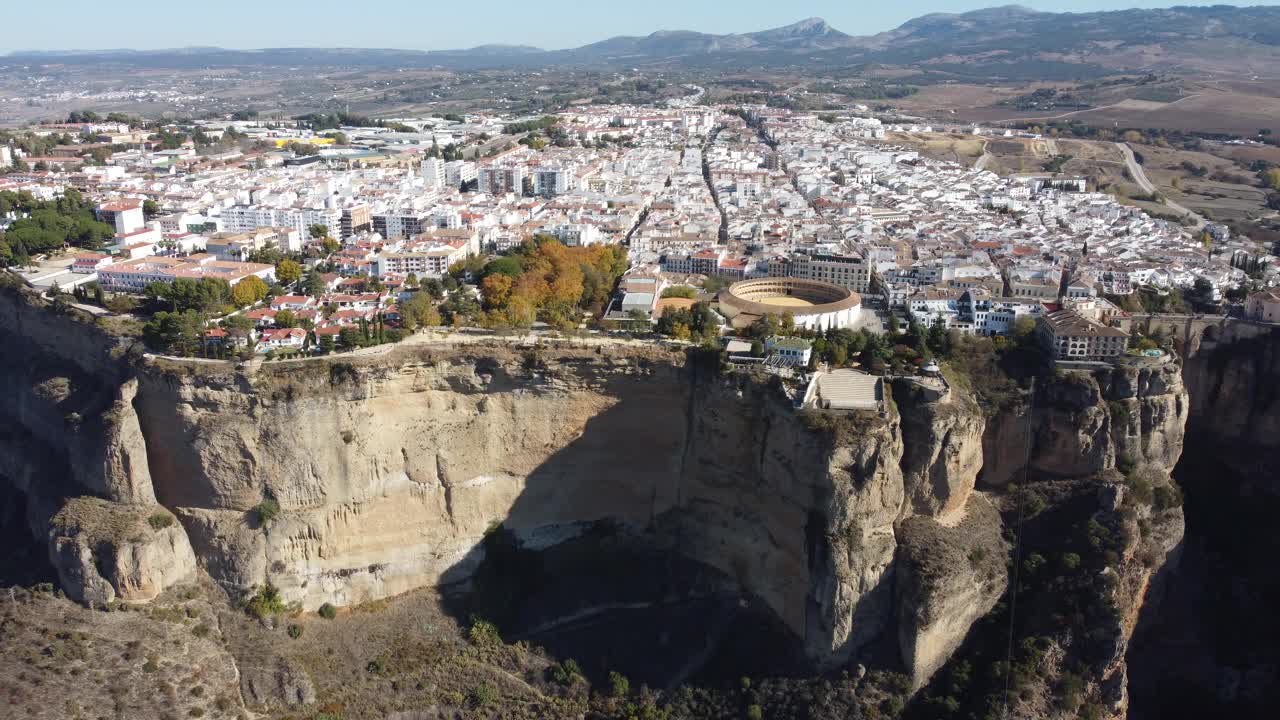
[275,309,297,328]
[400,291,442,329]
[703,275,732,294]
[276,259,302,286]
[222,313,255,345]
[308,224,329,240]
[338,326,361,349]
[143,310,206,356]
[231,275,269,307]
[480,273,514,309]
[142,199,160,219]
[303,267,326,297]
[321,237,340,256]
[625,308,651,332]
[318,334,336,354]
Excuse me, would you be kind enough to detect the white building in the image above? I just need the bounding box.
[421,158,446,189]
[533,166,575,197]
[478,165,525,195]
[98,200,146,235]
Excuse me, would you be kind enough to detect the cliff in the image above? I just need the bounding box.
[1126,321,1280,718]
[0,285,1192,706]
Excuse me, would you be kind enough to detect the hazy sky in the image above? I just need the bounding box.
[3,1,1275,53]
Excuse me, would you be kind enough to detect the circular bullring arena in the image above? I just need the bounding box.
[719,277,862,331]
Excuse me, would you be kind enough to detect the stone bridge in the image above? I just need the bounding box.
[1115,313,1240,357]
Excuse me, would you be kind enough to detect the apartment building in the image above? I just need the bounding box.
[533,166,575,197]
[98,255,275,293]
[478,165,525,195]
[373,212,430,240]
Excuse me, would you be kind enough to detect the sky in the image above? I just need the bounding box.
[3,1,1277,53]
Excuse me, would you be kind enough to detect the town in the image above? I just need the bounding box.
[1,102,1274,372]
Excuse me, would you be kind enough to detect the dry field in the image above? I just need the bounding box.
[1127,143,1273,225]
[887,131,985,165]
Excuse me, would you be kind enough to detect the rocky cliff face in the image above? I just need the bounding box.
[962,363,1188,720]
[1127,322,1280,719]
[0,286,1194,704]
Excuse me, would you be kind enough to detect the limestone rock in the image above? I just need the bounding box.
[47,497,197,605]
[895,493,1008,689]
[240,655,317,707]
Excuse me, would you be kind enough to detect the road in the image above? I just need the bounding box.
[996,93,1203,125]
[974,140,993,171]
[1116,142,1208,229]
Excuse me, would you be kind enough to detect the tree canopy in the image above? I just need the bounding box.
[0,189,115,258]
[473,237,628,329]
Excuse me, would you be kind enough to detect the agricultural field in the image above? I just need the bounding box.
[892,75,1280,138]
[1128,142,1275,228]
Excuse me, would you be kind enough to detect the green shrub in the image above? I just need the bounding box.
[1116,452,1137,477]
[1127,474,1154,505]
[967,546,987,566]
[1057,671,1085,708]
[147,512,175,531]
[469,683,496,707]
[608,670,630,697]
[1154,483,1183,510]
[191,624,211,639]
[142,657,159,673]
[244,585,286,619]
[550,659,580,686]
[1017,488,1047,518]
[287,624,303,639]
[318,603,337,620]
[252,499,280,525]
[468,616,501,646]
[746,705,764,720]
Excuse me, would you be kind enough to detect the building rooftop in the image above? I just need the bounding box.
[1041,309,1127,337]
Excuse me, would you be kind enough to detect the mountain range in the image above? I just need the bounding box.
[8,5,1280,77]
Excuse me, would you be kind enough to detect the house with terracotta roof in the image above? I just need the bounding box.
[257,327,306,353]
[1246,288,1280,323]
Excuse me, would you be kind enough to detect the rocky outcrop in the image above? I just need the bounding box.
[976,365,1189,720]
[0,286,192,603]
[896,493,1008,689]
[132,345,941,669]
[48,496,197,605]
[978,363,1188,489]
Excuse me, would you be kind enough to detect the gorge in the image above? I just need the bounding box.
[0,282,1273,718]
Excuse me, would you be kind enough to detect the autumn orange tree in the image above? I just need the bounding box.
[478,236,627,329]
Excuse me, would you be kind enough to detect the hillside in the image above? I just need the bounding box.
[9,5,1280,76]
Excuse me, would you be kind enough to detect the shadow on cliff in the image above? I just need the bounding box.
[0,475,56,586]
[1127,439,1280,719]
[438,354,811,689]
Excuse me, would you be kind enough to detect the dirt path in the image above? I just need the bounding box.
[974,139,993,171]
[996,94,1203,125]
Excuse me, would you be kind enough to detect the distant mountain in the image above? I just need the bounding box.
[8,5,1280,77]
